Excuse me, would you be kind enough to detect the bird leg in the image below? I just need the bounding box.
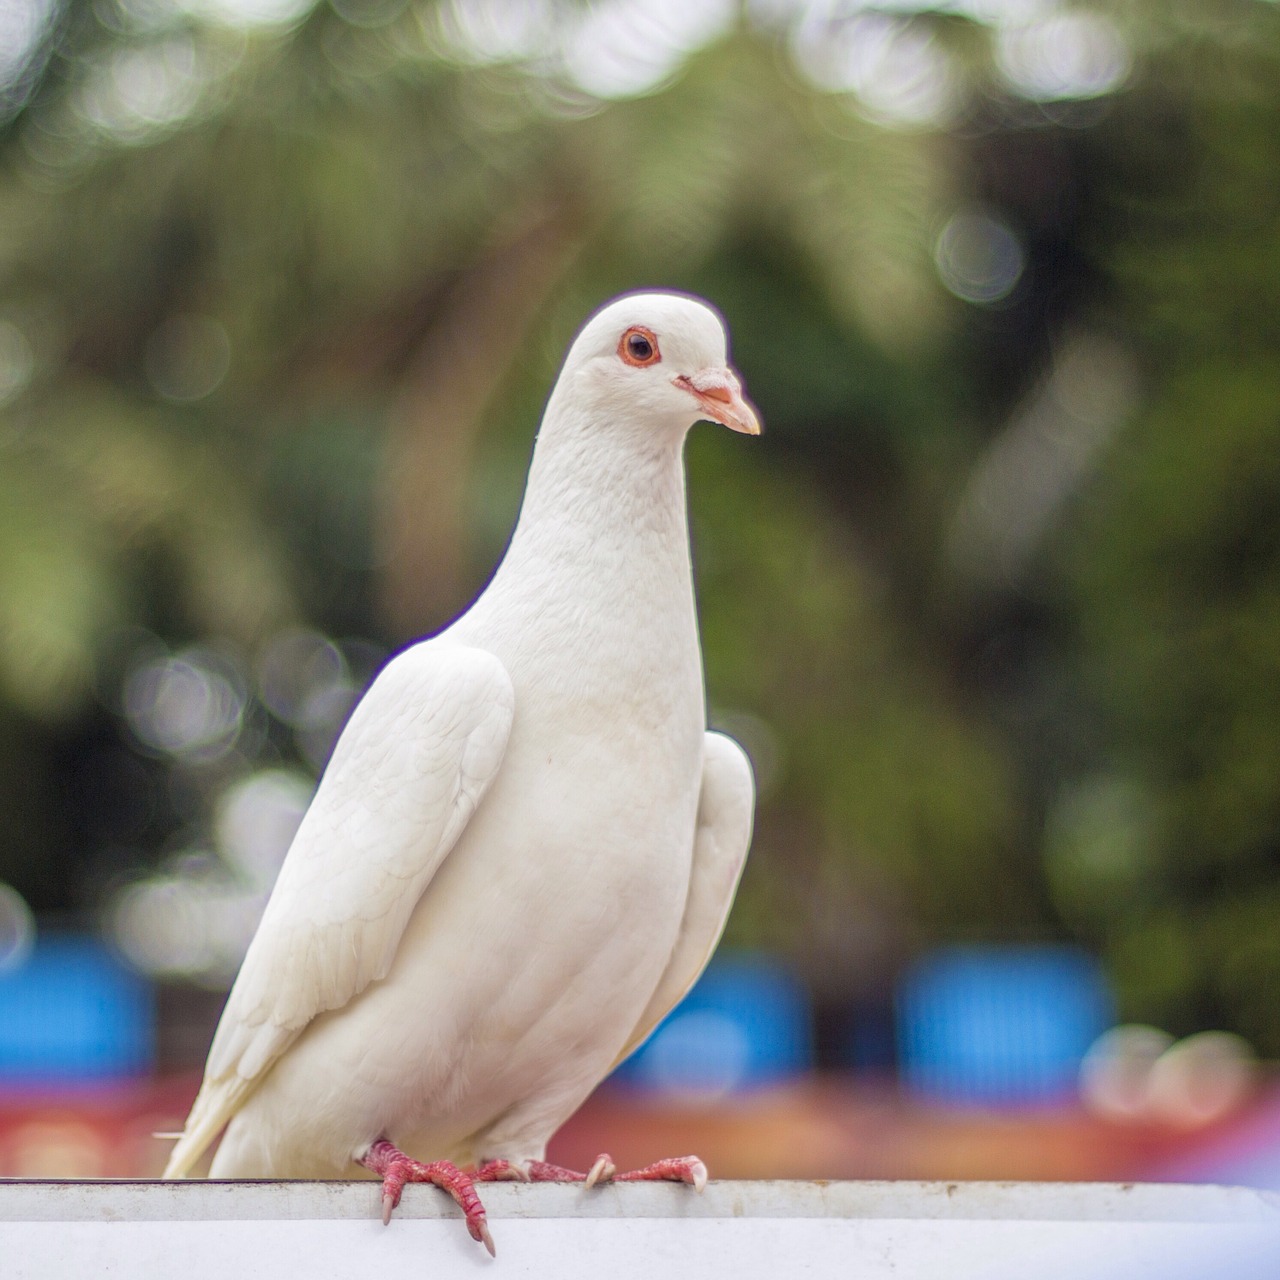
[359,1138,495,1256]
[527,1153,706,1191]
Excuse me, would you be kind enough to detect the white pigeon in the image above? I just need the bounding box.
[162,291,759,1254]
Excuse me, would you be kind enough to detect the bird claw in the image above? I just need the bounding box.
[361,1139,495,1253]
[584,1154,617,1189]
[527,1151,706,1192]
[526,1154,615,1184]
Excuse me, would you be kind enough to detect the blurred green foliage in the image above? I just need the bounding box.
[1059,8,1280,1048]
[0,0,1278,1053]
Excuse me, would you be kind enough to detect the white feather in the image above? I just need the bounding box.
[164,291,757,1181]
[615,732,755,1067]
[163,645,513,1177]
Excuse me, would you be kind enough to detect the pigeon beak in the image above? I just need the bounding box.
[674,370,762,436]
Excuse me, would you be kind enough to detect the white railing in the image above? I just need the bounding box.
[2,1179,1277,1278]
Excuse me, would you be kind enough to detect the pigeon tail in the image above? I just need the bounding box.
[161,1076,255,1178]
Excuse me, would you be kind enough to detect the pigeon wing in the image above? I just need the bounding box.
[613,731,755,1067]
[163,643,514,1177]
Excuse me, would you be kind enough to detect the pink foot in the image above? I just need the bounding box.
[528,1153,707,1191]
[360,1138,495,1255]
[614,1155,709,1191]
[528,1153,617,1188]
[475,1158,528,1183]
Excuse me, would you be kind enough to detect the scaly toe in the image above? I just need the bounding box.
[614,1154,710,1189]
[475,1159,528,1183]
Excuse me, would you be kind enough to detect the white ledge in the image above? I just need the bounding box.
[3,1179,1278,1278]
[0,1177,1276,1222]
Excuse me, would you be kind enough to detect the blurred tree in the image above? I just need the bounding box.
[1052,2,1280,1052]
[0,2,988,955]
[0,0,1276,1063]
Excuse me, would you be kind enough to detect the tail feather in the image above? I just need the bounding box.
[161,1076,253,1179]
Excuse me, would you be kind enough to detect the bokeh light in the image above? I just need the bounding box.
[123,648,248,762]
[0,320,34,406]
[144,315,233,402]
[0,882,35,973]
[74,38,212,145]
[1079,1025,1176,1122]
[933,209,1025,305]
[436,0,557,65]
[0,0,53,92]
[791,10,959,128]
[997,12,1131,102]
[1146,1033,1258,1129]
[109,858,266,986]
[256,628,361,768]
[7,1119,109,1176]
[561,0,735,100]
[215,769,313,890]
[110,874,217,979]
[293,679,359,770]
[182,0,316,30]
[1081,1027,1259,1129]
[256,628,347,725]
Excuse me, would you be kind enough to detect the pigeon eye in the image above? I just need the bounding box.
[618,326,660,367]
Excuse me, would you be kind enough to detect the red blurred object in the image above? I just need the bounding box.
[0,1077,196,1177]
[1,1073,1275,1184]
[550,1077,1278,1184]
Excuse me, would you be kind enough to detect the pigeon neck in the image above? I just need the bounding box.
[483,402,696,628]
[455,401,704,716]
[515,410,687,540]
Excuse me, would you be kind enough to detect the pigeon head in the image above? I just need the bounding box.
[558,291,761,440]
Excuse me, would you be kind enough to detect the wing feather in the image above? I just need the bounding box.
[614,731,755,1066]
[163,643,514,1177]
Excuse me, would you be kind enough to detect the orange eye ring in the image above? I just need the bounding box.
[618,325,661,367]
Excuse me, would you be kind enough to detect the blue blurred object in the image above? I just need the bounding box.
[0,933,154,1085]
[897,944,1114,1106]
[613,952,812,1095]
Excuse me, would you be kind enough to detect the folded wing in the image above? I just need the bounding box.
[614,731,755,1067]
[163,643,514,1177]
